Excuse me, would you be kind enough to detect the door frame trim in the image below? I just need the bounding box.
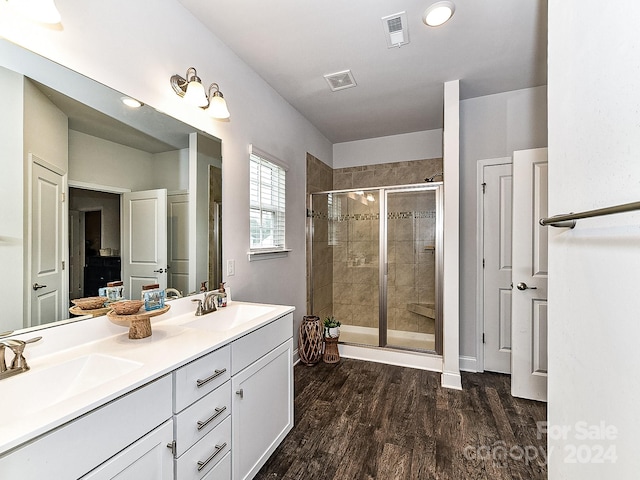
[476,157,512,373]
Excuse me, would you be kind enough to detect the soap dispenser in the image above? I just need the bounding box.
[218,282,227,307]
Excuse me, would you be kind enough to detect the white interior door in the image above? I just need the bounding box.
[122,189,167,300]
[483,162,513,373]
[167,193,189,296]
[31,161,64,326]
[511,148,548,401]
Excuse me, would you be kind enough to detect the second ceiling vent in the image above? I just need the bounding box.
[381,11,409,48]
[324,70,357,92]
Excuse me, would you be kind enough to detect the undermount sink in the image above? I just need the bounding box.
[1,354,143,415]
[179,303,277,332]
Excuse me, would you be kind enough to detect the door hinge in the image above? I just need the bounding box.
[482,333,485,344]
[62,260,65,270]
[482,258,485,268]
[167,440,176,456]
[481,182,486,194]
[306,208,312,218]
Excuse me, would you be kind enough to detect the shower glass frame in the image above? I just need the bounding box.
[308,182,443,355]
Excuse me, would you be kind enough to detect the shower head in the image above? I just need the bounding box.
[425,172,443,182]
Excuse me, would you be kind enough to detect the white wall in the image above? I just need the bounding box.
[69,131,153,191]
[548,2,640,477]
[23,79,69,174]
[0,0,332,335]
[153,149,189,193]
[0,67,24,329]
[333,129,443,168]
[459,86,548,365]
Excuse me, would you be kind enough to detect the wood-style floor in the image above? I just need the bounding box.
[255,358,547,480]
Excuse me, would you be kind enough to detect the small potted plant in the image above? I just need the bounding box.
[324,316,341,338]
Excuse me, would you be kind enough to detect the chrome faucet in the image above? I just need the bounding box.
[0,336,42,380]
[192,292,218,316]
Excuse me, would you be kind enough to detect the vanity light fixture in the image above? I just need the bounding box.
[170,67,230,119]
[206,83,230,119]
[5,0,61,24]
[423,1,455,27]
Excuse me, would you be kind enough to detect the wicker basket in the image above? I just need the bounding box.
[298,315,323,366]
[72,296,107,310]
[110,300,144,315]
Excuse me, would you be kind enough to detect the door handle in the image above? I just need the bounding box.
[32,283,47,291]
[516,282,537,291]
[152,268,166,273]
[236,388,244,399]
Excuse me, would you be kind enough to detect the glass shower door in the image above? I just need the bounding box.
[383,186,442,353]
[310,189,380,347]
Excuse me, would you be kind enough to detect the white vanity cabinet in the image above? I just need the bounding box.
[0,305,294,480]
[231,313,294,480]
[0,375,173,479]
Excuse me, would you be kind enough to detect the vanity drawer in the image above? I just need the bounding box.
[202,451,231,480]
[174,345,230,413]
[174,380,231,456]
[176,416,231,480]
[231,312,293,374]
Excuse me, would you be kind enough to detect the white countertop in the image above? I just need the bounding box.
[0,297,294,454]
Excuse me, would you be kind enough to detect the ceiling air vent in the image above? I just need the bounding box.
[381,11,409,48]
[323,70,357,92]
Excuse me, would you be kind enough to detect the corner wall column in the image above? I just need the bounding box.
[441,80,462,390]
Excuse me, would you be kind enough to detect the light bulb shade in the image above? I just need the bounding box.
[7,0,61,24]
[183,78,208,107]
[423,1,455,27]
[207,92,230,119]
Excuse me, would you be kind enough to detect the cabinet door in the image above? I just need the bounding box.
[81,420,173,480]
[232,338,293,480]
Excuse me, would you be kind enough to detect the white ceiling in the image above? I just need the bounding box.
[179,0,547,143]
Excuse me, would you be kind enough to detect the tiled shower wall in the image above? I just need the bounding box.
[306,155,443,334]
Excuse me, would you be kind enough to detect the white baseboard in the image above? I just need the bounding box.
[441,371,463,390]
[339,344,443,372]
[459,355,479,372]
[293,348,300,366]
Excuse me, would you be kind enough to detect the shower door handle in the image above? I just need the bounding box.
[516,282,537,291]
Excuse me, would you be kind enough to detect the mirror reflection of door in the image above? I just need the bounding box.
[30,160,64,327]
[168,193,189,296]
[121,189,168,300]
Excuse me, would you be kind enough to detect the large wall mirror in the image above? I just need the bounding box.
[0,39,222,335]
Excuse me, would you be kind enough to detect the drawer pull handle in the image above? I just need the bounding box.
[236,388,243,399]
[196,368,227,388]
[197,406,227,430]
[197,442,227,471]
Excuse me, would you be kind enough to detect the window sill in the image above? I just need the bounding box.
[247,249,292,262]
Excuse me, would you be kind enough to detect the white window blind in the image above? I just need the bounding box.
[249,150,286,251]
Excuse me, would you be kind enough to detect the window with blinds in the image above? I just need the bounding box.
[249,151,286,251]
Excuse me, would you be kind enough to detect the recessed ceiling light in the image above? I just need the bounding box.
[423,1,455,27]
[121,97,143,108]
